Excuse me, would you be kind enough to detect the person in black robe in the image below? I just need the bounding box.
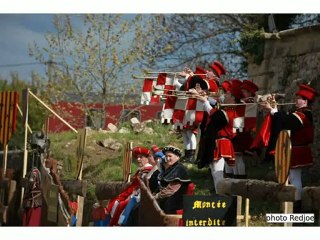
[154,145,192,214]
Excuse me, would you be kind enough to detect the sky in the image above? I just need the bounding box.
[0,14,56,81]
[0,1,318,82]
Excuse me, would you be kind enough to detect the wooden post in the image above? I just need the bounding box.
[75,128,87,226]
[236,195,242,226]
[21,89,29,207]
[76,196,84,227]
[245,198,250,227]
[282,179,293,227]
[122,142,132,183]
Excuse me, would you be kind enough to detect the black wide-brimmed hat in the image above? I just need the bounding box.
[162,145,182,157]
[188,75,209,90]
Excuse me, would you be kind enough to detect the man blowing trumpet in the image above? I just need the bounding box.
[260,83,319,213]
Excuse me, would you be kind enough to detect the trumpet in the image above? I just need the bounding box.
[152,86,221,98]
[146,71,207,77]
[132,75,157,79]
[256,93,295,107]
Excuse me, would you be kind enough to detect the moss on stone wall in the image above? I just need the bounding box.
[240,28,265,66]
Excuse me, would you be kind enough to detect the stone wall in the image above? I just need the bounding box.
[247,24,320,182]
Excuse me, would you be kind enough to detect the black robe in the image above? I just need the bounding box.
[197,109,228,169]
[157,162,191,214]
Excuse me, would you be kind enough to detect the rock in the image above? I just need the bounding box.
[143,120,153,126]
[107,123,118,133]
[143,127,154,135]
[98,128,109,134]
[130,117,140,126]
[64,142,71,148]
[97,138,116,148]
[109,142,123,151]
[132,123,145,133]
[119,127,130,134]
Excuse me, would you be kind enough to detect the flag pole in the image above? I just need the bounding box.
[17,104,32,134]
[2,144,8,177]
[21,89,29,207]
[28,90,78,133]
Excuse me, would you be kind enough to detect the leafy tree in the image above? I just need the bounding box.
[139,14,320,78]
[29,14,165,129]
[139,14,251,78]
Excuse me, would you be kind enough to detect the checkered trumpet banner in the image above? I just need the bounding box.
[140,78,160,105]
[233,103,258,133]
[160,95,258,131]
[0,91,19,145]
[161,95,205,129]
[140,73,176,105]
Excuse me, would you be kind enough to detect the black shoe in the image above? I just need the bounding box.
[182,150,195,163]
[224,173,234,178]
[197,160,207,169]
[181,150,189,162]
[185,150,196,163]
[236,174,247,179]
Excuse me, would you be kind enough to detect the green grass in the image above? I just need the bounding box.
[48,123,319,226]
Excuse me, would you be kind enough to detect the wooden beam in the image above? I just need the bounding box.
[302,186,320,211]
[95,182,130,200]
[216,178,296,202]
[0,179,10,190]
[61,180,87,197]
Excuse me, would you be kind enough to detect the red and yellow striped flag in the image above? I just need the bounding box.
[0,91,19,146]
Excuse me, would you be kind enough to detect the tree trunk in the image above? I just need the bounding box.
[302,186,320,211]
[95,182,130,200]
[61,180,87,197]
[216,178,296,202]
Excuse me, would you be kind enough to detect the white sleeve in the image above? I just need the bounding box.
[203,100,213,113]
[175,81,183,89]
[270,108,278,115]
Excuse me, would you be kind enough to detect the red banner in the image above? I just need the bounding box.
[0,91,19,145]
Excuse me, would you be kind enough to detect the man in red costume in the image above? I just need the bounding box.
[232,80,259,179]
[261,84,318,212]
[178,63,222,164]
[106,146,153,226]
[196,82,243,193]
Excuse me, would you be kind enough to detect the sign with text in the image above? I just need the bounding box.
[183,194,237,226]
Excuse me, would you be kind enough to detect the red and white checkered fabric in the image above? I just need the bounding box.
[140,78,160,105]
[161,95,205,129]
[140,73,176,105]
[233,103,258,133]
[161,97,258,131]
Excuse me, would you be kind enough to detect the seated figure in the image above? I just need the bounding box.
[154,145,192,214]
[146,145,165,193]
[106,146,153,226]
